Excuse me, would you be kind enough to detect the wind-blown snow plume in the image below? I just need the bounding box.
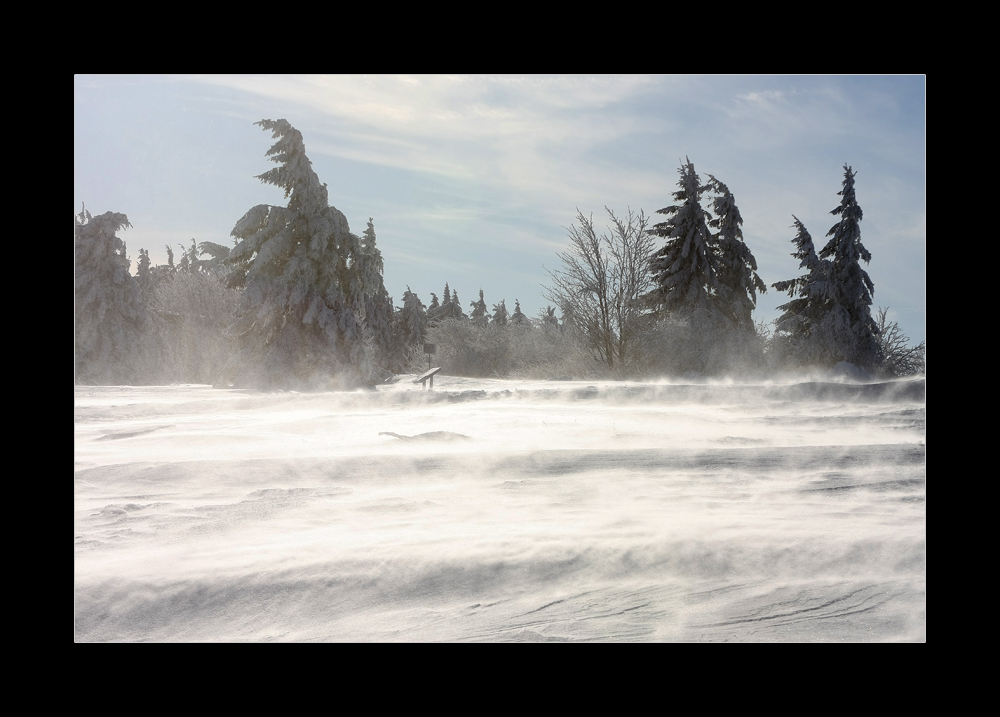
[76,374,925,642]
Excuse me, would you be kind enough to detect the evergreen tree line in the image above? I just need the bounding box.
[75,122,923,388]
[74,120,555,387]
[541,157,923,378]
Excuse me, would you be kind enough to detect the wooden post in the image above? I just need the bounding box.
[424,343,436,374]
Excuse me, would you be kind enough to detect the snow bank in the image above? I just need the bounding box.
[75,377,925,641]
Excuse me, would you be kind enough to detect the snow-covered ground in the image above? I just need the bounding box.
[74,374,925,642]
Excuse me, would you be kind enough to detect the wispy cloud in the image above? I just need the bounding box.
[192,75,664,203]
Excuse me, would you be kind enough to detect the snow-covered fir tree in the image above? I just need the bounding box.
[492,299,509,326]
[705,175,766,330]
[511,299,529,326]
[771,216,838,364]
[428,282,467,323]
[449,290,466,321]
[177,239,198,274]
[196,241,232,275]
[351,219,386,302]
[353,218,395,377]
[647,159,720,315]
[74,205,143,384]
[558,302,576,332]
[427,283,450,325]
[541,306,559,328]
[397,286,427,350]
[149,261,241,385]
[816,165,881,370]
[136,248,153,303]
[469,289,490,326]
[224,119,373,389]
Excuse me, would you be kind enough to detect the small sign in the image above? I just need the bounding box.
[413,366,442,390]
[424,343,437,355]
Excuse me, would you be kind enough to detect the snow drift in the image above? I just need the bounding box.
[75,375,925,641]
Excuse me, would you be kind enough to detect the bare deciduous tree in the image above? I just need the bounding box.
[543,207,654,372]
[874,307,925,376]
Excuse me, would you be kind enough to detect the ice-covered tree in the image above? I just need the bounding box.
[705,175,766,330]
[469,289,490,326]
[429,282,466,322]
[136,248,153,302]
[773,217,829,325]
[224,119,372,389]
[492,299,508,326]
[351,219,385,301]
[150,265,241,385]
[353,218,395,377]
[511,299,529,326]
[542,207,653,370]
[771,216,838,365]
[816,165,881,370]
[74,205,143,384]
[197,241,231,274]
[540,306,559,328]
[874,307,924,377]
[647,159,720,315]
[450,290,466,321]
[397,286,427,349]
[177,239,198,274]
[427,283,449,325]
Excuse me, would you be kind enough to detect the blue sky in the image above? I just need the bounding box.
[74,75,925,344]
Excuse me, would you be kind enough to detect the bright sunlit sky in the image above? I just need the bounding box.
[74,75,925,344]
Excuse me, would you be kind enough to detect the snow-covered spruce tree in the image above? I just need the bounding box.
[225,119,373,389]
[558,302,577,333]
[647,159,720,315]
[511,299,529,326]
[641,164,774,376]
[136,248,153,303]
[427,283,450,325]
[771,216,839,366]
[74,206,143,384]
[397,286,427,351]
[353,219,396,377]
[177,239,198,274]
[705,175,766,330]
[440,283,452,316]
[450,290,467,321]
[469,289,490,326]
[151,264,241,384]
[148,246,176,287]
[492,299,509,326]
[196,241,232,275]
[817,165,881,370]
[132,246,173,382]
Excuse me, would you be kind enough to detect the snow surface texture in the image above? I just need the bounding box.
[75,375,925,642]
